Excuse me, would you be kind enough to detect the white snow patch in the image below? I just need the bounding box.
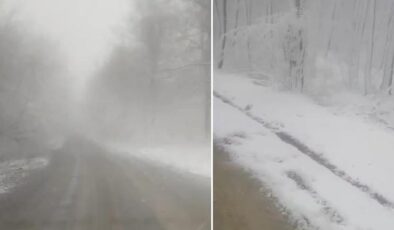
[108,143,210,178]
[0,157,49,194]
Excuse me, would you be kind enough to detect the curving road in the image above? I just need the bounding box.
[0,137,210,230]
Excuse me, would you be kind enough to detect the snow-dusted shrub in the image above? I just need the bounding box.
[307,55,349,97]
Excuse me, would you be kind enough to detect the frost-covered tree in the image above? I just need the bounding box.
[215,0,394,96]
[217,0,227,69]
[282,0,306,91]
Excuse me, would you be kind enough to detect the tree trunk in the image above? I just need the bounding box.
[245,0,253,72]
[217,0,227,69]
[364,0,377,95]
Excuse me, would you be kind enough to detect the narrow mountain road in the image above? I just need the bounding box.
[0,137,210,230]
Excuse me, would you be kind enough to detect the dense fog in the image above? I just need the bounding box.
[84,0,211,147]
[0,1,210,228]
[0,0,211,172]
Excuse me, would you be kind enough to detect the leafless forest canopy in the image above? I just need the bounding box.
[85,0,211,146]
[215,0,394,96]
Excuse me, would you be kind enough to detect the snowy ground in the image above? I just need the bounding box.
[107,143,211,178]
[0,157,49,194]
[214,72,394,230]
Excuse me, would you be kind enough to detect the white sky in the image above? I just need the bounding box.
[3,0,132,86]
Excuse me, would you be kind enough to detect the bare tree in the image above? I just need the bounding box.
[217,0,227,69]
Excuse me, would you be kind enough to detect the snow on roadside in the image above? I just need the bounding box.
[314,90,394,130]
[0,157,49,194]
[138,145,211,177]
[108,143,211,178]
[215,97,394,230]
[214,72,394,229]
[215,72,394,204]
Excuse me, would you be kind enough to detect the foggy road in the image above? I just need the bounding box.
[0,138,210,230]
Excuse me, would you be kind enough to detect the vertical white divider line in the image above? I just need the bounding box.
[210,0,214,229]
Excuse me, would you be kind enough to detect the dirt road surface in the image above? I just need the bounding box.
[0,137,210,230]
[214,144,293,230]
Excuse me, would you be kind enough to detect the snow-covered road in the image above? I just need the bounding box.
[214,73,394,230]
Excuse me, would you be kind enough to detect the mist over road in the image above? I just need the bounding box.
[0,137,210,230]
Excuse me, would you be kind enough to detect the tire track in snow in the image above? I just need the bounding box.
[214,91,394,209]
[286,171,344,224]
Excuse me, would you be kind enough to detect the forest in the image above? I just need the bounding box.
[86,0,211,147]
[0,0,210,160]
[214,0,394,97]
[213,1,394,229]
[0,1,211,227]
[0,4,71,160]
